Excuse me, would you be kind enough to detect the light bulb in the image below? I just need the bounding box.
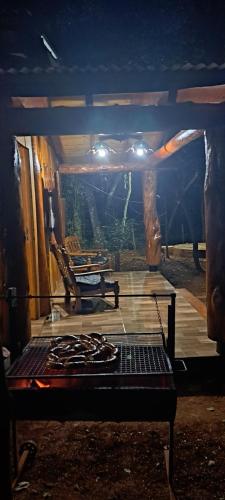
[136,147,145,157]
[97,148,107,158]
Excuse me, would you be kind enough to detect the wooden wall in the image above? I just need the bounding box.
[0,134,63,349]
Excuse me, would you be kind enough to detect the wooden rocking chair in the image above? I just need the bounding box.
[63,246,103,274]
[50,242,119,313]
[65,235,109,268]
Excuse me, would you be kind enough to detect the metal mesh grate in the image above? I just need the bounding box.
[7,336,172,379]
[118,345,171,374]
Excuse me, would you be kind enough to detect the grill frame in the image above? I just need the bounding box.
[6,334,177,423]
[7,332,177,488]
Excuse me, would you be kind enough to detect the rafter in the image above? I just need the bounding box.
[2,103,224,136]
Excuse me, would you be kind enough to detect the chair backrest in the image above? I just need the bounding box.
[50,242,77,295]
[65,235,81,254]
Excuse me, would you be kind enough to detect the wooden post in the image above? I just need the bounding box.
[142,170,161,271]
[0,133,30,349]
[53,171,64,245]
[0,241,8,345]
[0,338,12,500]
[31,138,51,316]
[204,129,225,342]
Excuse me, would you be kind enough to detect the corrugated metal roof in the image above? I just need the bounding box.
[1,62,225,75]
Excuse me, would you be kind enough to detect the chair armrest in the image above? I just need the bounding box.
[71,263,101,271]
[86,248,108,253]
[74,268,113,277]
[69,251,99,257]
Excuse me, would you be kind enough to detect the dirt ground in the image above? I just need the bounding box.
[15,396,225,500]
[160,255,206,304]
[14,256,225,500]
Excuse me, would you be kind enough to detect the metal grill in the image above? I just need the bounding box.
[6,335,177,449]
[7,335,172,383]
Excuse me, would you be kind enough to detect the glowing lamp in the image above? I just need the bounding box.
[87,142,116,159]
[96,145,107,158]
[127,140,153,158]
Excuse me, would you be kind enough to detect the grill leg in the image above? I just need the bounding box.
[12,419,18,476]
[164,420,175,495]
[12,440,37,491]
[168,420,174,485]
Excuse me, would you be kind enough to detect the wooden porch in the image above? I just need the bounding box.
[32,271,216,359]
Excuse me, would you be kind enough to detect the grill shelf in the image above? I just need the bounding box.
[7,336,172,380]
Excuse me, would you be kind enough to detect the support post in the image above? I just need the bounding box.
[142,170,161,271]
[7,288,21,362]
[0,131,30,347]
[31,138,51,316]
[53,170,64,245]
[204,130,225,343]
[0,338,12,500]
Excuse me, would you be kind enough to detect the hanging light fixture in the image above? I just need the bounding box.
[87,142,116,159]
[127,140,153,158]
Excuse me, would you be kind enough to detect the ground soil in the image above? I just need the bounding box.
[14,255,225,500]
[160,255,206,304]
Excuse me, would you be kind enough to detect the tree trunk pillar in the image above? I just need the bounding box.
[142,170,161,271]
[204,129,225,343]
[32,138,51,316]
[53,170,64,245]
[0,133,30,351]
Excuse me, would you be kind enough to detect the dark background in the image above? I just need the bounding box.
[1,0,225,67]
[0,1,219,246]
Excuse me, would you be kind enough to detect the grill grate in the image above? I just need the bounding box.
[119,345,171,374]
[7,336,172,379]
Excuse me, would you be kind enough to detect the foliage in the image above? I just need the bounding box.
[61,175,83,242]
[104,218,144,251]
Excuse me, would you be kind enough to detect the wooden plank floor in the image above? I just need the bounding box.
[31,271,217,358]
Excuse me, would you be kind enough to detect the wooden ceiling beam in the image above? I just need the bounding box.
[2,103,225,135]
[59,129,203,174]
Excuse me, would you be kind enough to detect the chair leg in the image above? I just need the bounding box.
[65,294,71,305]
[73,286,82,314]
[74,297,82,313]
[100,274,106,297]
[114,281,119,308]
[63,282,71,305]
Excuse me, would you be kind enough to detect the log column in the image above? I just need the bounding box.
[0,132,30,352]
[31,138,51,316]
[204,129,225,344]
[142,169,161,271]
[53,170,64,245]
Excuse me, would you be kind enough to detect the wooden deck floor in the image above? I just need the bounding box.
[32,271,217,358]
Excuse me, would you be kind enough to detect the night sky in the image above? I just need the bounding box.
[0,0,220,244]
[1,0,225,67]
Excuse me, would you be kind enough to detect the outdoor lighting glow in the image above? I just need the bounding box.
[87,139,153,160]
[127,140,153,158]
[96,145,107,158]
[87,141,116,159]
[136,147,145,157]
